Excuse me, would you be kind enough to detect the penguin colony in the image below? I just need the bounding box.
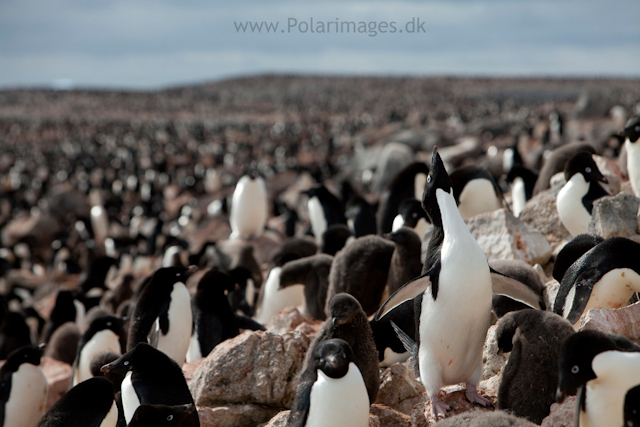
[0,82,639,427]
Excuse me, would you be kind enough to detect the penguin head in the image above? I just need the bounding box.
[397,199,429,227]
[563,152,608,184]
[100,342,158,376]
[619,116,640,144]
[197,268,238,295]
[128,404,196,427]
[422,147,452,228]
[384,227,421,247]
[2,344,45,372]
[150,266,197,288]
[86,315,125,338]
[313,339,356,379]
[625,384,640,427]
[320,224,353,256]
[556,330,619,402]
[328,293,365,327]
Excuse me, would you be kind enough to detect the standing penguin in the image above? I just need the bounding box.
[495,310,574,424]
[229,172,268,240]
[304,185,347,244]
[553,237,640,326]
[288,339,369,427]
[619,116,640,197]
[71,315,124,386]
[345,195,377,238]
[378,162,429,235]
[385,227,423,296]
[41,290,85,343]
[37,377,117,427]
[556,152,609,237]
[391,199,430,241]
[450,164,504,219]
[532,143,596,195]
[556,330,640,427]
[305,294,380,404]
[375,147,494,419]
[127,267,195,366]
[0,344,48,427]
[101,343,199,426]
[506,165,538,218]
[128,404,196,427]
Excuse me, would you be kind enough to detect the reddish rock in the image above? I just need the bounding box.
[371,404,411,427]
[376,358,424,410]
[197,404,280,427]
[520,190,571,248]
[579,301,640,345]
[266,306,322,336]
[541,397,576,427]
[40,356,73,410]
[183,358,205,386]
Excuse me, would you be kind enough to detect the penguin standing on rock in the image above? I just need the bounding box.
[288,339,369,427]
[127,266,196,366]
[71,315,124,386]
[375,147,494,419]
[556,152,609,237]
[229,172,268,240]
[37,377,117,427]
[0,344,48,427]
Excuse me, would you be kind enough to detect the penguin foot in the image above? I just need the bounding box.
[465,383,493,408]
[428,396,451,419]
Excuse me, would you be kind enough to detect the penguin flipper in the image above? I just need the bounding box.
[374,261,439,321]
[490,268,543,310]
[563,271,598,324]
[235,315,266,331]
[390,320,420,380]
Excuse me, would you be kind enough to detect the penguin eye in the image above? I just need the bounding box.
[341,352,346,359]
[124,361,130,366]
[319,358,324,364]
[167,415,174,421]
[106,322,112,327]
[412,213,418,219]
[585,167,592,174]
[427,175,432,183]
[571,365,579,374]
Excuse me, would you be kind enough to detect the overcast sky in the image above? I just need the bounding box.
[1,0,639,89]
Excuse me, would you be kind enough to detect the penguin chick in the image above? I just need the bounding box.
[556,152,609,237]
[305,294,379,404]
[44,321,81,365]
[127,403,196,427]
[288,339,369,427]
[279,254,333,320]
[37,377,117,427]
[385,227,423,296]
[495,310,574,424]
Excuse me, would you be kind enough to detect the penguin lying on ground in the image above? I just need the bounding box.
[0,344,48,427]
[127,403,196,427]
[288,339,369,427]
[433,410,538,426]
[369,299,414,368]
[532,143,596,195]
[556,330,640,427]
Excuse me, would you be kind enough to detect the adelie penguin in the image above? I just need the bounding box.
[506,165,538,218]
[556,330,640,427]
[278,254,333,321]
[450,164,504,219]
[556,151,609,237]
[553,237,640,327]
[391,198,430,242]
[532,143,596,195]
[619,116,640,197]
[303,185,347,244]
[552,233,604,283]
[0,344,48,427]
[37,377,118,427]
[101,343,199,426]
[288,339,369,427]
[127,403,196,427]
[229,171,268,240]
[127,266,196,366]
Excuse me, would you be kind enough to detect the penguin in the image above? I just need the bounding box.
[344,195,377,238]
[72,315,124,386]
[624,384,640,427]
[556,330,640,427]
[229,172,268,240]
[619,116,640,197]
[375,147,494,419]
[271,238,318,267]
[44,321,81,365]
[556,152,609,237]
[450,164,504,219]
[186,269,264,363]
[377,162,429,235]
[305,294,379,404]
[391,198,430,241]
[506,165,538,218]
[433,410,538,426]
[325,234,395,316]
[0,344,48,427]
[369,299,414,367]
[278,254,333,320]
[319,224,353,256]
[489,259,546,318]
[288,339,369,427]
[127,267,195,366]
[495,310,574,424]
[304,185,347,244]
[254,264,304,325]
[41,290,86,343]
[553,237,640,326]
[385,227,423,296]
[0,303,33,359]
[552,234,604,283]
[101,343,199,426]
[533,143,596,196]
[37,377,117,427]
[127,403,196,427]
[502,137,524,174]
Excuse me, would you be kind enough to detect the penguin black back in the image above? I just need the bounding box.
[533,143,596,195]
[378,162,429,234]
[42,290,81,343]
[127,404,196,427]
[552,234,604,282]
[345,195,377,238]
[37,377,116,427]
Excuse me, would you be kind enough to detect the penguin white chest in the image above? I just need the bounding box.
[255,267,304,324]
[556,174,591,237]
[308,196,327,244]
[230,176,268,239]
[306,363,369,427]
[122,371,141,424]
[579,268,640,322]
[626,139,640,197]
[75,329,121,385]
[391,214,404,232]
[156,282,192,366]
[380,347,410,368]
[99,401,119,427]
[457,179,501,219]
[4,364,48,427]
[511,177,527,217]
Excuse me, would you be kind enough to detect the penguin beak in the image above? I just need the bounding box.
[325,354,338,370]
[332,317,338,326]
[101,358,127,375]
[598,175,608,184]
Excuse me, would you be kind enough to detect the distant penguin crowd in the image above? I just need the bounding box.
[0,89,640,427]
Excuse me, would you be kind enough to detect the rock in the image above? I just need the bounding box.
[482,325,507,380]
[550,172,567,198]
[520,189,571,248]
[544,279,560,313]
[465,209,552,265]
[189,331,310,409]
[183,358,205,386]
[376,358,425,410]
[579,301,640,346]
[541,396,577,427]
[435,410,538,427]
[587,192,640,239]
[197,404,280,427]
[410,383,496,426]
[259,410,289,427]
[266,306,323,336]
[370,404,411,427]
[41,356,72,410]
